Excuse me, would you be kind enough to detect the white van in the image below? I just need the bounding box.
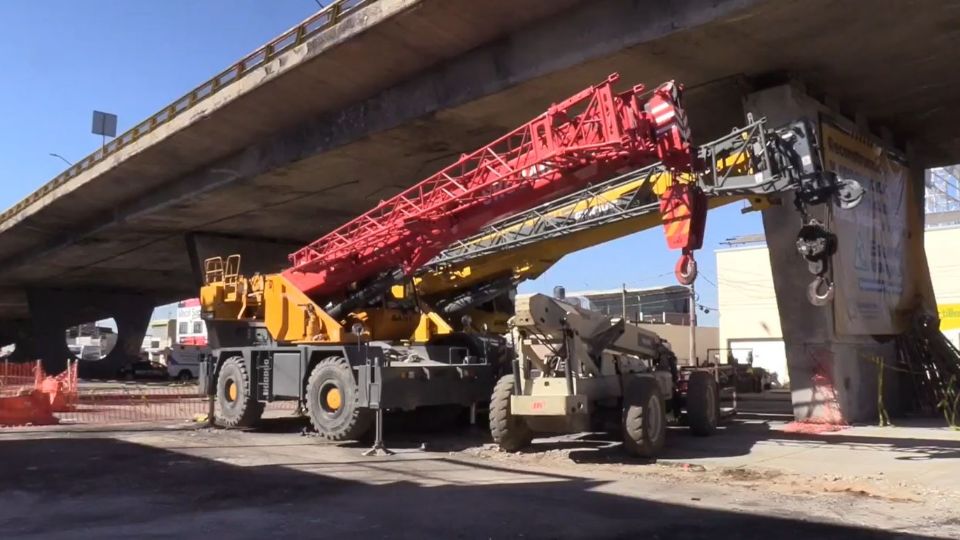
[165,344,210,381]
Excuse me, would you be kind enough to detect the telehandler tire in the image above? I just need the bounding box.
[306,356,372,441]
[216,356,264,428]
[686,371,720,436]
[622,376,666,458]
[490,375,533,452]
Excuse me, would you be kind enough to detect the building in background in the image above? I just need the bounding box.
[566,285,692,325]
[545,285,718,367]
[176,298,207,345]
[925,166,960,217]
[716,219,960,388]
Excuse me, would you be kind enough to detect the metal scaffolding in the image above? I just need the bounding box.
[926,166,960,214]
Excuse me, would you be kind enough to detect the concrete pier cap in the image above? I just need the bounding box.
[745,83,936,424]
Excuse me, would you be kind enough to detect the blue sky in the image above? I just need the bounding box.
[1,1,762,326]
[520,204,762,326]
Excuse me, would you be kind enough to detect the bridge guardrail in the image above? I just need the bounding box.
[0,0,377,227]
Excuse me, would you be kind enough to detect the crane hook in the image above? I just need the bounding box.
[674,251,698,285]
[807,276,835,306]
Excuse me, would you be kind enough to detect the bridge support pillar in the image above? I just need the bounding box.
[23,289,156,376]
[745,84,935,424]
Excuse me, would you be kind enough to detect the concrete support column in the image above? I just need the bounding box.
[25,295,74,373]
[97,300,154,377]
[745,84,933,423]
[24,289,157,376]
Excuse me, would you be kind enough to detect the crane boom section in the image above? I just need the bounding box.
[283,74,691,299]
[415,117,856,310]
[416,119,782,296]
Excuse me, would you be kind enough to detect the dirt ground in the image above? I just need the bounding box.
[1,403,958,540]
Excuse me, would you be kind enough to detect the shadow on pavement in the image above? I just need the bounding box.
[0,435,948,539]
[244,403,960,463]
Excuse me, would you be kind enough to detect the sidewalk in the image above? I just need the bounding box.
[657,417,960,492]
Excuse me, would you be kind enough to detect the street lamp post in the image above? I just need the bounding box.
[49,153,73,167]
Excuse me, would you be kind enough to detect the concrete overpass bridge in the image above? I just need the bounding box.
[2,0,958,420]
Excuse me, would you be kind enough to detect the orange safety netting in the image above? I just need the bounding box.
[1,360,301,428]
[0,360,78,426]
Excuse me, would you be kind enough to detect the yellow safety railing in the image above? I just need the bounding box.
[0,0,377,226]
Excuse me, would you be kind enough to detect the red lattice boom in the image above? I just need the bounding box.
[284,73,692,298]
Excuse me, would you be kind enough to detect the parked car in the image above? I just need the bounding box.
[165,344,209,381]
[118,360,168,380]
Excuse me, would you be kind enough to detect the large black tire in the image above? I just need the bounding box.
[489,375,533,452]
[686,371,719,436]
[216,356,264,428]
[305,357,372,441]
[622,376,666,458]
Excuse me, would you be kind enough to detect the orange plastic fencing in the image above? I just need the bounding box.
[0,391,57,426]
[58,382,297,426]
[1,359,299,428]
[57,382,209,425]
[0,360,58,426]
[0,360,42,394]
[0,360,209,427]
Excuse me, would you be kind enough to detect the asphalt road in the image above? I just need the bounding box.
[0,418,957,539]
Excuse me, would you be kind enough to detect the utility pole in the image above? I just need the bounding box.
[621,283,628,321]
[689,283,697,366]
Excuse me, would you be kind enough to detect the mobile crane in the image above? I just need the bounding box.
[199,73,862,443]
[199,74,694,438]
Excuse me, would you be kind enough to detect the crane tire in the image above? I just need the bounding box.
[216,356,264,428]
[306,357,372,441]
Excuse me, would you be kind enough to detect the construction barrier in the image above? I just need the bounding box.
[1,360,298,428]
[0,391,57,427]
[0,360,79,426]
[74,382,209,425]
[0,359,41,391]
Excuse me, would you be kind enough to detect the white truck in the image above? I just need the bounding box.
[165,344,210,381]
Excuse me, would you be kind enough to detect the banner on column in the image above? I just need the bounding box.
[821,119,908,335]
[939,304,960,331]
